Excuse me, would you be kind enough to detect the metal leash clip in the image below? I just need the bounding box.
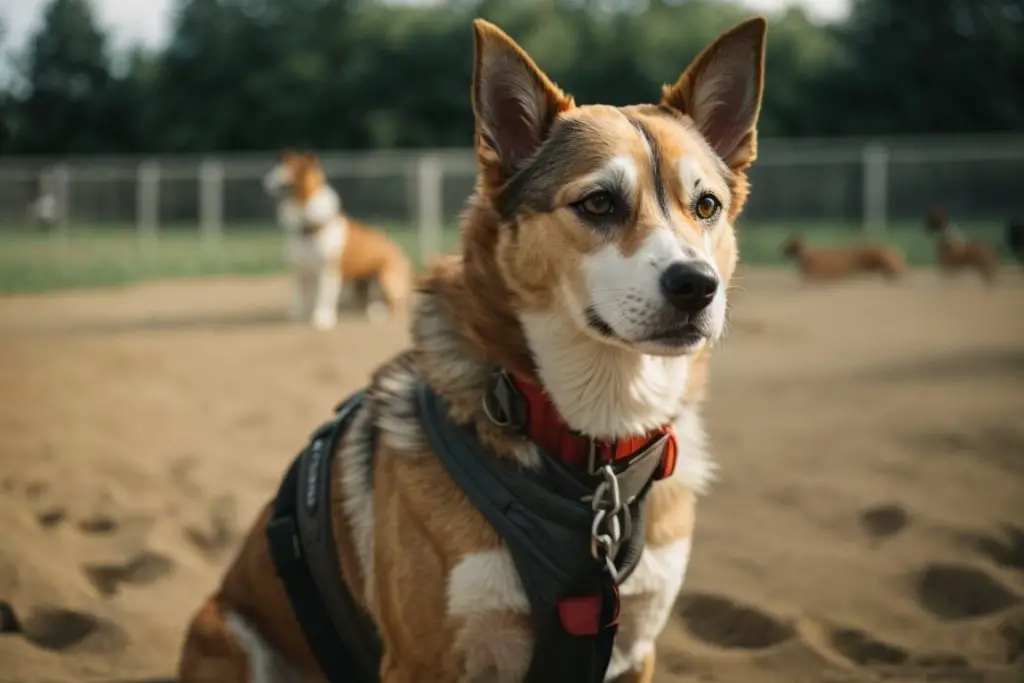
[590,464,626,583]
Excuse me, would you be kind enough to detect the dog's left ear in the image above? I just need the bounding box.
[661,17,767,173]
[472,19,575,185]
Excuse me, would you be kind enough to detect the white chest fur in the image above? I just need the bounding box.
[284,220,347,272]
[277,190,348,273]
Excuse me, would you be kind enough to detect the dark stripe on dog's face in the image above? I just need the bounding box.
[627,116,669,218]
[497,117,604,220]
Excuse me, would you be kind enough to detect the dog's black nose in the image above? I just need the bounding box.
[659,261,719,314]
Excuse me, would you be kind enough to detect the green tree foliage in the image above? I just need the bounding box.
[13,0,117,152]
[0,18,11,149]
[814,0,1024,135]
[1,0,1021,155]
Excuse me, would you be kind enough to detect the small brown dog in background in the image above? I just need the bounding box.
[782,235,906,282]
[925,206,999,284]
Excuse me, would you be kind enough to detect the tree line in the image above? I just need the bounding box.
[1,0,1022,156]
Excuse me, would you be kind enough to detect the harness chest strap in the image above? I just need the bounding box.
[420,380,677,683]
[266,391,380,683]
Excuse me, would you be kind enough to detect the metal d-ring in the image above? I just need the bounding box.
[481,390,510,427]
[482,368,519,428]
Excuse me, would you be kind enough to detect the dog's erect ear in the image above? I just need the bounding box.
[661,17,766,173]
[472,19,574,183]
[281,148,297,162]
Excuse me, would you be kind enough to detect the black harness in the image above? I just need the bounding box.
[266,377,672,682]
[266,391,380,683]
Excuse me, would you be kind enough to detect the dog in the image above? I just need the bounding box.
[1008,220,1024,265]
[924,206,999,283]
[264,151,413,326]
[266,151,349,329]
[781,235,905,281]
[264,150,372,311]
[180,16,766,683]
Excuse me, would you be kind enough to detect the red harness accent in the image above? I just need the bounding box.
[508,373,677,479]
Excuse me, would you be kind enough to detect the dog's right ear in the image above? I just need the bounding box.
[281,148,297,162]
[471,19,574,186]
[661,17,767,175]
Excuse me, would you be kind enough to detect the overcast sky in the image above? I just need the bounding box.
[1,0,851,52]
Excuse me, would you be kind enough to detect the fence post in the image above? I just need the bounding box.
[136,160,161,247]
[415,154,444,265]
[52,163,70,238]
[199,159,225,247]
[861,142,889,234]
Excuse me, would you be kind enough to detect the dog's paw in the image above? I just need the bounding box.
[365,301,389,324]
[312,308,338,330]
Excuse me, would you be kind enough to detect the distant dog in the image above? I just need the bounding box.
[782,235,905,281]
[266,151,348,329]
[264,151,413,326]
[263,150,373,310]
[1006,220,1024,265]
[924,206,999,284]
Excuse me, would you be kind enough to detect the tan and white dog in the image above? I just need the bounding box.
[264,151,413,325]
[181,16,766,683]
[264,150,348,329]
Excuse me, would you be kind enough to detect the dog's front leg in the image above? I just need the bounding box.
[310,265,341,330]
[289,261,320,323]
[289,271,312,322]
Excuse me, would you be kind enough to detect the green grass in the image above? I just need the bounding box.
[0,220,1010,294]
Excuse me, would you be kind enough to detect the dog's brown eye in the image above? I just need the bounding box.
[695,193,721,221]
[577,191,616,217]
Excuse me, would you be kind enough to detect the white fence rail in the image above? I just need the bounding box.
[2,135,1023,264]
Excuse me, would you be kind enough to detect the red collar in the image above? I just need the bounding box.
[506,372,677,478]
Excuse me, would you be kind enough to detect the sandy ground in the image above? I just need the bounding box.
[0,267,1022,683]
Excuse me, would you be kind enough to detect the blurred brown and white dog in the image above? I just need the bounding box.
[925,206,999,284]
[782,235,905,281]
[263,151,412,326]
[181,16,766,682]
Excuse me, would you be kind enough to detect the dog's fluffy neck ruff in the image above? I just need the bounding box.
[283,184,341,234]
[518,311,691,439]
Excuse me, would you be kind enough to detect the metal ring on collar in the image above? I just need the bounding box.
[481,390,511,427]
